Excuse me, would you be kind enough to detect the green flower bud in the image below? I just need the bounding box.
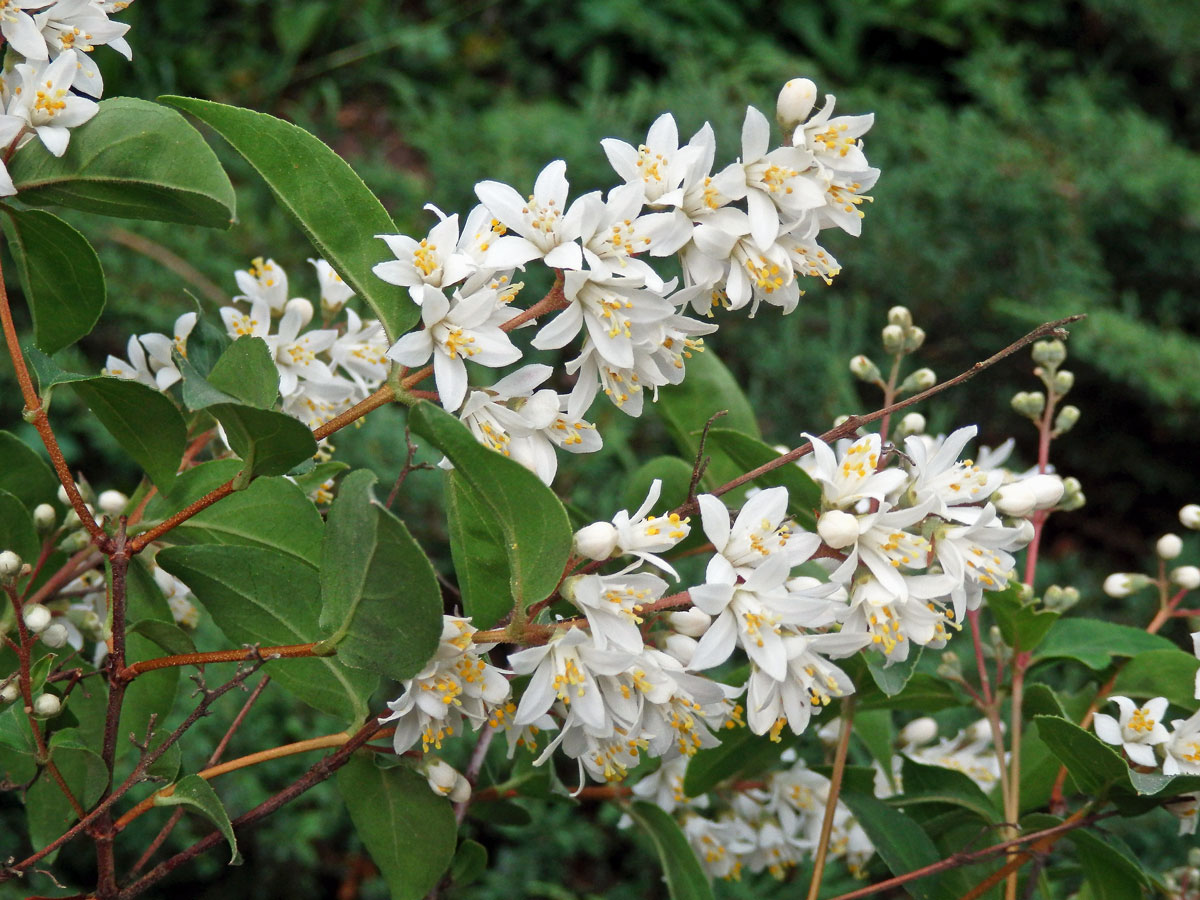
[58,530,91,554]
[849,354,882,384]
[1052,370,1074,395]
[886,306,913,329]
[1042,585,1080,612]
[1053,405,1080,435]
[903,326,926,353]
[1011,391,1046,420]
[936,650,962,680]
[899,367,935,394]
[882,324,906,355]
[1032,339,1067,368]
[1058,476,1086,511]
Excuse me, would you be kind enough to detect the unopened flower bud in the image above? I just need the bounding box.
[817,509,860,550]
[33,503,56,533]
[1052,370,1074,395]
[776,77,818,131]
[1053,405,1080,435]
[97,490,128,518]
[903,326,926,353]
[1025,474,1065,510]
[936,650,962,680]
[994,483,1037,518]
[1059,476,1085,512]
[849,354,882,384]
[40,622,69,649]
[881,324,905,355]
[58,530,91,554]
[832,414,853,428]
[1,680,19,704]
[1172,566,1200,591]
[1032,339,1067,368]
[421,757,470,803]
[899,367,935,394]
[887,306,913,329]
[1011,391,1046,420]
[23,604,51,634]
[283,297,315,327]
[0,550,22,581]
[896,412,926,438]
[1104,573,1152,598]
[899,716,938,747]
[33,693,62,718]
[1181,504,1200,530]
[1016,582,1035,604]
[62,504,94,529]
[56,484,70,505]
[664,633,699,666]
[1043,585,1080,612]
[573,522,618,560]
[1013,518,1035,546]
[668,608,711,639]
[966,718,995,743]
[1158,533,1184,560]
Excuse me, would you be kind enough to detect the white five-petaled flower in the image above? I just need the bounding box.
[1094,695,1170,767]
[7,50,98,156]
[565,569,667,653]
[738,105,825,250]
[698,487,817,573]
[474,159,585,271]
[1165,709,1200,776]
[233,257,290,313]
[309,258,355,312]
[373,205,476,290]
[0,0,49,60]
[805,432,908,510]
[386,282,522,412]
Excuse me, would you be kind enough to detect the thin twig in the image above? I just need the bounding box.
[806,697,855,900]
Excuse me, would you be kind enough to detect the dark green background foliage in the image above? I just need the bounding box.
[2,1,1200,896]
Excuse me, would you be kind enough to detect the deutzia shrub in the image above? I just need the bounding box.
[3,13,1200,900]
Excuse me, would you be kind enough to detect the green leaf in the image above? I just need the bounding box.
[838,791,962,900]
[853,709,895,783]
[289,459,349,498]
[896,756,1000,822]
[154,774,241,864]
[410,401,571,621]
[867,646,924,697]
[656,345,761,490]
[1023,683,1068,720]
[69,376,186,491]
[855,672,961,713]
[0,489,38,564]
[145,733,182,784]
[161,96,415,341]
[0,704,37,784]
[9,97,235,228]
[318,470,442,680]
[987,584,1059,652]
[158,474,324,567]
[206,336,280,409]
[338,756,457,900]
[1113,648,1200,710]
[450,839,488,887]
[129,618,196,657]
[682,725,795,798]
[626,802,715,900]
[445,472,512,629]
[1,207,105,354]
[1032,620,1174,670]
[157,545,376,725]
[210,402,317,479]
[1067,825,1151,899]
[27,729,107,860]
[145,458,241,520]
[704,429,822,528]
[621,455,695,513]
[0,432,57,510]
[1032,715,1127,795]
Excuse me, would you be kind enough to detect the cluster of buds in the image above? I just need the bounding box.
[849,305,933,395]
[1104,504,1200,597]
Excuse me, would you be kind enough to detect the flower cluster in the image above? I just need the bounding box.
[0,0,134,193]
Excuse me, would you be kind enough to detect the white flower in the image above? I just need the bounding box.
[309,258,355,312]
[681,813,757,881]
[697,487,816,574]
[103,333,156,387]
[373,206,476,290]
[565,570,665,654]
[386,282,522,412]
[792,92,874,176]
[744,631,867,738]
[574,479,691,577]
[602,113,699,206]
[268,298,339,397]
[36,0,132,98]
[903,426,1004,520]
[419,757,471,803]
[0,0,49,60]
[8,50,98,156]
[739,105,825,249]
[474,159,585,270]
[1093,695,1170,767]
[233,257,290,313]
[328,308,387,390]
[136,311,197,391]
[805,432,908,510]
[1165,710,1200,776]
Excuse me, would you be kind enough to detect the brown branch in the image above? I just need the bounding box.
[116,643,318,682]
[103,227,228,307]
[24,548,103,606]
[128,479,236,554]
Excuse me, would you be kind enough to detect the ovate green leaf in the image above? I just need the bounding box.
[154,774,241,863]
[0,432,57,510]
[1032,620,1174,670]
[206,335,279,409]
[626,802,714,900]
[210,402,317,479]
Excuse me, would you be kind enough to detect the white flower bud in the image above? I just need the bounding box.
[1158,533,1184,560]
[899,367,935,394]
[897,412,926,437]
[283,296,315,326]
[663,633,699,666]
[1,680,19,704]
[776,77,818,131]
[899,716,938,747]
[421,757,470,803]
[1172,566,1200,591]
[1181,504,1200,530]
[668,608,711,639]
[572,522,619,560]
[1032,339,1067,368]
[1104,573,1151,598]
[33,503,56,532]
[849,354,882,384]
[23,604,51,634]
[0,550,22,580]
[1053,405,1080,435]
[881,324,905,355]
[33,693,62,718]
[903,326,926,353]
[994,483,1037,518]
[966,718,995,743]
[56,484,70,505]
[1013,518,1036,545]
[40,622,69,649]
[97,490,128,518]
[887,306,913,329]
[1024,474,1065,510]
[817,509,860,549]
